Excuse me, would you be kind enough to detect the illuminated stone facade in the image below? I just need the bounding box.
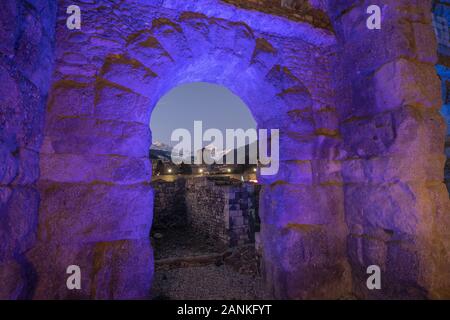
[0,0,449,299]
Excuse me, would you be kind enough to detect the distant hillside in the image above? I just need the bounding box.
[150,141,259,165]
[150,141,173,161]
[221,140,259,165]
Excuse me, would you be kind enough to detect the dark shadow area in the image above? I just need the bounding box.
[150,176,269,300]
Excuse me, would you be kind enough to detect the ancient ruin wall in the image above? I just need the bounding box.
[152,177,260,247]
[226,182,261,247]
[32,0,346,300]
[185,178,260,247]
[0,0,448,300]
[328,0,450,299]
[152,178,187,230]
[0,1,57,299]
[185,178,230,246]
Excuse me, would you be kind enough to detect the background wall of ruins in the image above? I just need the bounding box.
[152,177,260,248]
[152,178,187,230]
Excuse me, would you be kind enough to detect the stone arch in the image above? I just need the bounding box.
[2,0,448,301]
[31,11,346,299]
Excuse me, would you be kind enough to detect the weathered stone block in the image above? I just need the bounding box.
[0,187,39,260]
[14,148,40,185]
[250,37,279,72]
[44,117,151,157]
[336,0,434,72]
[374,59,442,111]
[412,22,438,64]
[150,18,193,60]
[258,160,313,185]
[0,144,18,185]
[0,259,27,300]
[341,107,446,159]
[40,153,151,184]
[311,159,342,184]
[344,181,445,236]
[28,239,154,299]
[38,182,153,244]
[260,183,345,227]
[47,80,95,117]
[99,55,158,99]
[342,154,446,184]
[126,30,174,75]
[94,82,152,124]
[261,222,351,299]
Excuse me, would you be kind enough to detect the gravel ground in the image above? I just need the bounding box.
[151,264,272,300]
[151,227,271,300]
[152,227,226,260]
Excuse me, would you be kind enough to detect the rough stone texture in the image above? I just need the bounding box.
[27,239,154,299]
[30,0,347,300]
[222,0,332,30]
[0,0,448,300]
[152,178,187,230]
[434,1,450,194]
[0,0,57,299]
[260,183,351,299]
[185,178,260,247]
[329,0,450,299]
[152,177,260,247]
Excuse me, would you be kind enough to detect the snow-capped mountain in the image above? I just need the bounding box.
[150,141,192,162]
[202,143,233,161]
[150,141,173,152]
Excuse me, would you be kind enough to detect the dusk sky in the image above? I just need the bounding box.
[150,82,257,151]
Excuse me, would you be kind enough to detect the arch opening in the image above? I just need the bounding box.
[31,11,343,299]
[1,0,449,301]
[149,82,269,299]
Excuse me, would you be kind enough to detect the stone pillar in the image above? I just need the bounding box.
[30,77,155,299]
[258,68,352,299]
[26,2,157,297]
[0,0,57,299]
[329,0,450,298]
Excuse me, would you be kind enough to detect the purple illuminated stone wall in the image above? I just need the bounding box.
[31,0,346,300]
[328,0,450,299]
[0,0,449,299]
[0,0,57,299]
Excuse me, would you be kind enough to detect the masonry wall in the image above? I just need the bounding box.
[152,177,260,247]
[0,0,447,300]
[226,182,261,246]
[152,178,187,230]
[185,178,229,245]
[0,0,57,299]
[185,178,260,247]
[31,0,346,300]
[327,0,450,299]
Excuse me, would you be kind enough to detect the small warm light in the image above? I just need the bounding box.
[227,168,231,173]
[249,179,258,183]
[168,169,172,173]
[199,169,203,173]
[253,168,257,172]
